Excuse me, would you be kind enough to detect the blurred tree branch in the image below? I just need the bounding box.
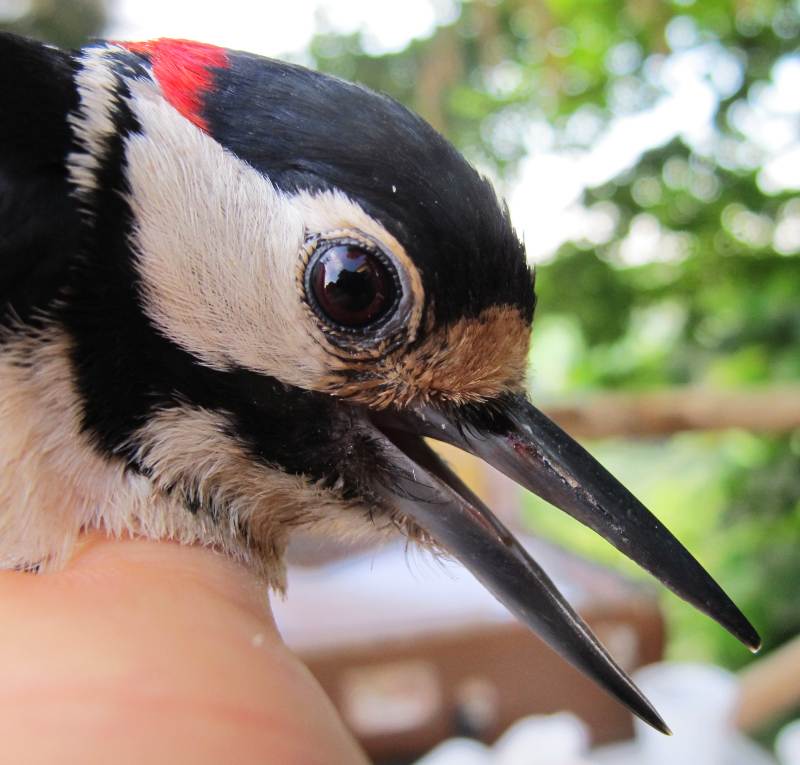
[545,386,800,438]
[736,633,800,732]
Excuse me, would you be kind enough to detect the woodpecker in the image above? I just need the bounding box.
[0,33,758,732]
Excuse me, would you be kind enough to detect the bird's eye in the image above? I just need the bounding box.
[308,244,397,329]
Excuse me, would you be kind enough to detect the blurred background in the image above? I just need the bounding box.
[3,0,798,762]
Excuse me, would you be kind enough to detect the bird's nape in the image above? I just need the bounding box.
[363,394,760,731]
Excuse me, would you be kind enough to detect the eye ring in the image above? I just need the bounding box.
[303,237,403,335]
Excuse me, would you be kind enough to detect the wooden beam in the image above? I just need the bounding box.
[543,387,800,439]
[736,634,800,733]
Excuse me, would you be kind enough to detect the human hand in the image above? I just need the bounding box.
[0,534,369,764]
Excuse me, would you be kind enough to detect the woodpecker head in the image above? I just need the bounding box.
[0,34,758,731]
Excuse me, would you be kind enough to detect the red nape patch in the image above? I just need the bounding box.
[119,39,229,132]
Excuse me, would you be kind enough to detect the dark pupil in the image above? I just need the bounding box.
[310,245,394,327]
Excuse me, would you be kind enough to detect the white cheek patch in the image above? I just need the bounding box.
[124,81,329,388]
[123,80,426,391]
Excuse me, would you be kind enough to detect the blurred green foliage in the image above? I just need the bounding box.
[310,0,800,681]
[0,0,105,48]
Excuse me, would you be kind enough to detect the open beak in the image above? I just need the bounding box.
[366,392,759,734]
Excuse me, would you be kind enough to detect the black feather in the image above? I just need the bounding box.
[0,33,81,325]
[202,52,535,327]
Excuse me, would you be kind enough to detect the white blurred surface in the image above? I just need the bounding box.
[492,713,593,765]
[272,540,583,651]
[776,720,800,765]
[592,735,776,765]
[633,662,740,765]
[415,738,494,765]
[414,663,780,765]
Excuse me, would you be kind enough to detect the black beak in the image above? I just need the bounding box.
[366,392,759,734]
